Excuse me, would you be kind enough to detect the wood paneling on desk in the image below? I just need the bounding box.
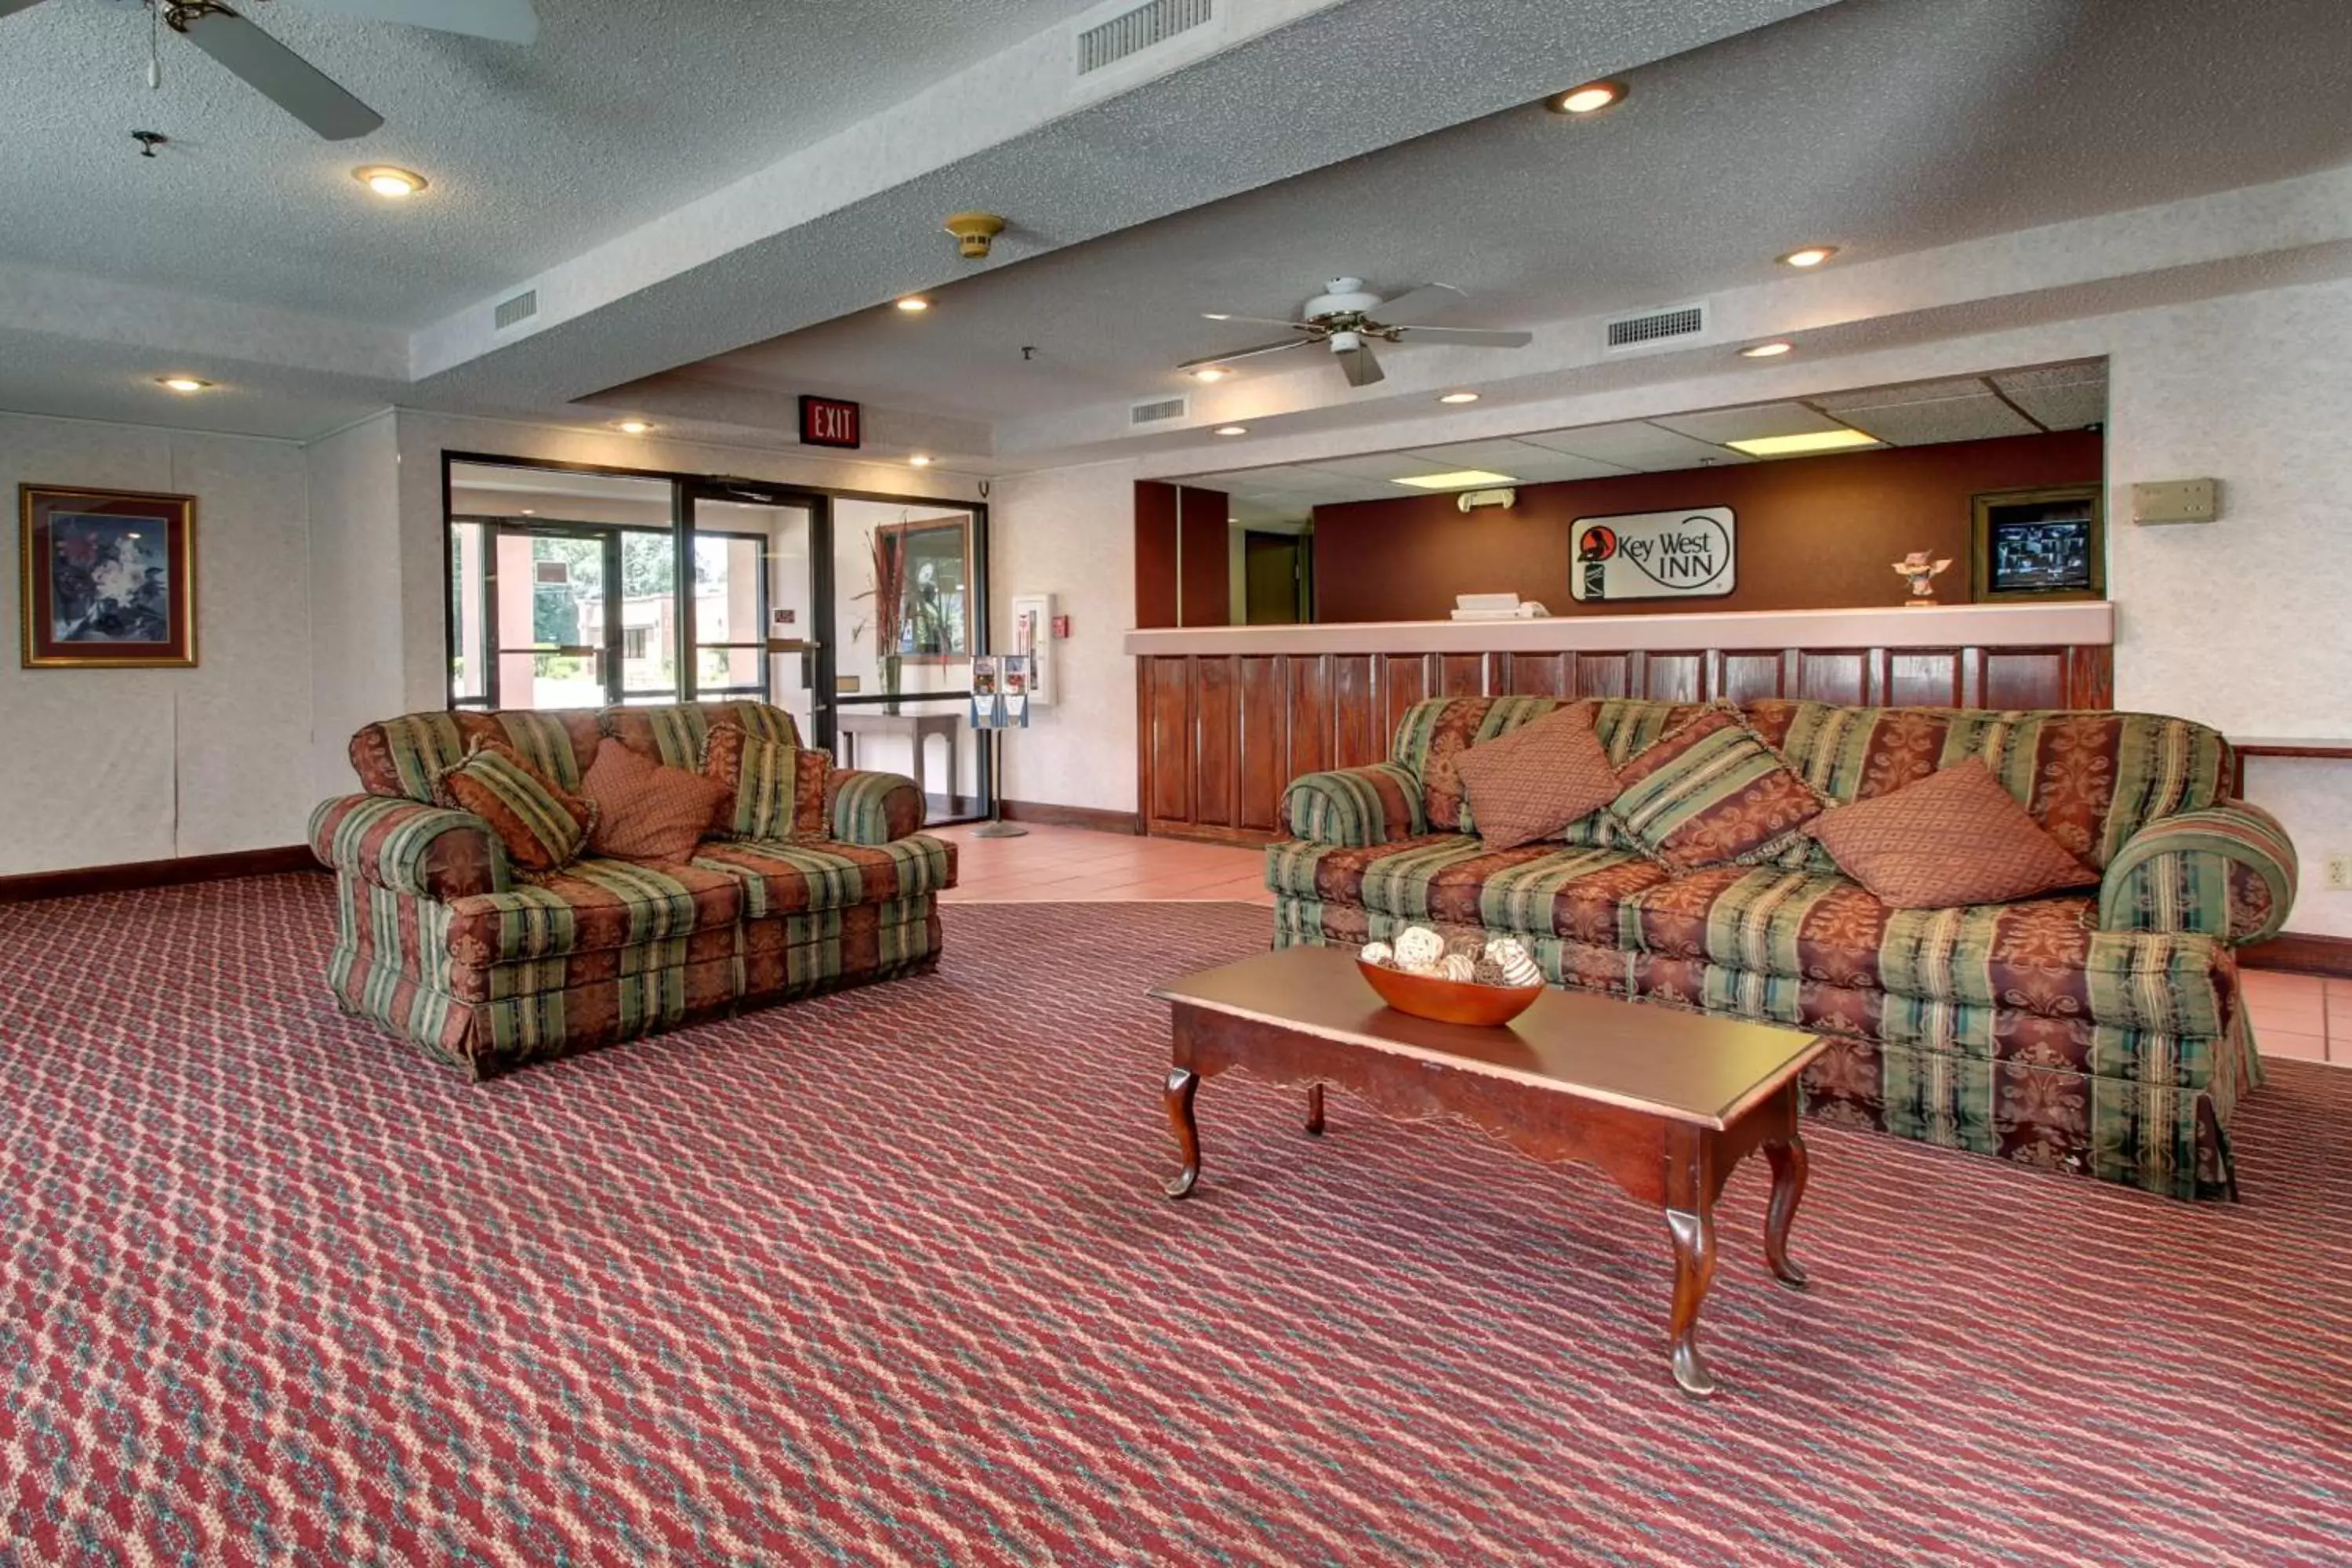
[1129,605,2116,844]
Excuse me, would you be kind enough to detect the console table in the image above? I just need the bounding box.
[834,710,960,806]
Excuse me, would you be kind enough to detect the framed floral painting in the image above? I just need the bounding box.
[19,485,198,668]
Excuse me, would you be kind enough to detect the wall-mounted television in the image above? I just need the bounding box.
[1970,485,2103,601]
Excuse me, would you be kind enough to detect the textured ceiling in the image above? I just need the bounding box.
[0,0,1098,328]
[641,0,2352,427]
[1182,361,2106,522]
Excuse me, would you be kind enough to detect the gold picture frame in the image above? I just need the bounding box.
[20,484,199,667]
[1969,483,2103,603]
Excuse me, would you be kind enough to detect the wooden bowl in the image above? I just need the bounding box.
[1357,958,1544,1027]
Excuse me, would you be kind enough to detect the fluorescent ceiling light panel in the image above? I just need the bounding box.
[1392,469,1518,490]
[1723,429,1881,456]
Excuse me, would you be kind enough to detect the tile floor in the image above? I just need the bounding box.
[935,822,2349,1067]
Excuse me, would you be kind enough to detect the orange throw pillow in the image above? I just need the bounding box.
[581,739,730,864]
[431,737,596,877]
[1452,703,1621,851]
[1807,757,2098,909]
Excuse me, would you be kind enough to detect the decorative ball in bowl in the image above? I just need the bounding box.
[1356,928,1545,1027]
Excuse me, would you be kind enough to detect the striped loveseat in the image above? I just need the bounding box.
[1269,695,2296,1199]
[310,700,953,1079]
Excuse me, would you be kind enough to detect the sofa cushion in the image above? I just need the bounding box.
[350,709,602,801]
[1616,864,2229,1036]
[582,739,730,863]
[691,834,956,918]
[1265,833,1669,946]
[702,724,833,841]
[1452,702,1620,850]
[443,857,746,967]
[1807,757,2098,909]
[431,738,596,876]
[1608,707,1828,872]
[601,701,802,771]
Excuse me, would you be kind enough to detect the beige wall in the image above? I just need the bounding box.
[1,411,314,873]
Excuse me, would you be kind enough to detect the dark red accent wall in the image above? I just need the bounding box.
[1310,431,2103,622]
[1134,481,1232,629]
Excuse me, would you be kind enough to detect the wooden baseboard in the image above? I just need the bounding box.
[2241,931,2352,979]
[0,844,321,905]
[998,799,1144,835]
[1144,822,1282,848]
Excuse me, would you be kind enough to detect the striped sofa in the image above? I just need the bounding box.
[310,700,953,1080]
[1270,696,2297,1200]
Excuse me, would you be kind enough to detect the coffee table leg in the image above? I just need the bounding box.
[1664,1203,1719,1397]
[1164,1066,1202,1199]
[1764,1134,1809,1289]
[1304,1083,1326,1138]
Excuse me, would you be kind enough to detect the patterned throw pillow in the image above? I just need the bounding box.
[1807,757,2099,909]
[702,723,833,842]
[1607,706,1829,873]
[581,739,731,864]
[1451,702,1621,851]
[431,736,596,876]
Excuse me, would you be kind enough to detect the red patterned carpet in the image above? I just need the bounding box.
[4,876,2350,1566]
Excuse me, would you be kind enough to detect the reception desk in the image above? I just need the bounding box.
[1123,601,2116,844]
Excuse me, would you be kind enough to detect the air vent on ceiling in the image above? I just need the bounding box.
[1131,393,1190,426]
[1604,302,1707,352]
[493,289,539,331]
[1079,0,1212,74]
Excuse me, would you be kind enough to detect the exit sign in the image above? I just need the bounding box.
[800,395,862,449]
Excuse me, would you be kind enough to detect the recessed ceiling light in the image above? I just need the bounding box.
[1214,425,1249,437]
[615,419,654,435]
[353,165,426,199]
[1202,313,1233,321]
[1548,80,1624,115]
[1777,245,1838,269]
[909,454,934,466]
[1393,468,1518,490]
[518,508,535,516]
[156,376,212,394]
[1438,390,1481,405]
[1192,366,1231,383]
[1739,341,1795,358]
[895,296,931,313]
[1724,428,1879,457]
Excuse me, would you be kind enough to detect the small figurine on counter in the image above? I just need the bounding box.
[1894,550,1953,607]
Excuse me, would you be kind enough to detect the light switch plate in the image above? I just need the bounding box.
[2130,478,2219,524]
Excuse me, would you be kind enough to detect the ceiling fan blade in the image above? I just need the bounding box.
[1397,325,1534,349]
[1372,283,1467,325]
[1178,338,1315,371]
[292,0,539,45]
[1200,314,1311,328]
[1338,342,1385,388]
[183,8,385,140]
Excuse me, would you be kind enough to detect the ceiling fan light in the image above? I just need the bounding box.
[354,165,426,198]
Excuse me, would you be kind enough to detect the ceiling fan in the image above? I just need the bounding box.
[1179,277,1534,389]
[0,0,539,141]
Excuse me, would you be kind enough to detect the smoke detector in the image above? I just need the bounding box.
[944,211,1006,260]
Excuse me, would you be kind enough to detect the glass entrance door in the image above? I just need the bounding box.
[687,488,822,747]
[494,527,613,711]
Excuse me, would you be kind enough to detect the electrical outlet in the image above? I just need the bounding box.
[2328,854,2352,891]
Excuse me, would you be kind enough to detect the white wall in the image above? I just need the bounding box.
[0,412,314,873]
[2104,277,2352,935]
[988,459,1138,815]
[305,413,403,804]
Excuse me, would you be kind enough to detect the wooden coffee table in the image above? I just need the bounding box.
[1150,946,1827,1397]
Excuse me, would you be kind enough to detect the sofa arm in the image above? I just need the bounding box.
[1280,762,1427,848]
[2098,802,2296,946]
[829,768,925,845]
[309,794,513,901]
